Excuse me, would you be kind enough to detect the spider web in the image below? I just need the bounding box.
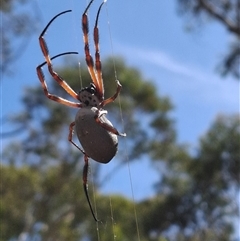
[104,2,141,241]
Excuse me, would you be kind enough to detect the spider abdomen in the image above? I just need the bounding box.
[75,107,118,163]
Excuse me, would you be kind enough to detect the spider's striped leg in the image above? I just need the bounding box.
[100,80,122,107]
[37,53,82,108]
[93,2,123,107]
[82,0,103,100]
[38,10,80,101]
[83,155,99,222]
[93,1,105,98]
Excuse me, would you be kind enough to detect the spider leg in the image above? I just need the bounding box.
[82,0,103,100]
[100,80,122,107]
[69,121,99,221]
[93,2,122,107]
[95,109,126,137]
[37,52,82,108]
[83,154,100,222]
[68,122,85,153]
[38,10,80,101]
[93,1,105,98]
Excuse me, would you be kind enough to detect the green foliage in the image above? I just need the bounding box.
[196,114,240,186]
[146,114,239,240]
[1,165,39,240]
[2,58,239,240]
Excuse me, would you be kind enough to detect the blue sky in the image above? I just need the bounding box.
[2,0,239,201]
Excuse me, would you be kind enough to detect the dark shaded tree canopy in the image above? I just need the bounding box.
[176,0,240,79]
[0,0,41,76]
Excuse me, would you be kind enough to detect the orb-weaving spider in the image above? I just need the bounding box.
[36,0,126,221]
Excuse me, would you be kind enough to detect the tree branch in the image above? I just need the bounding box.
[199,0,240,36]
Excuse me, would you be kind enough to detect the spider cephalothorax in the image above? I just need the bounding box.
[36,0,126,222]
[78,83,101,107]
